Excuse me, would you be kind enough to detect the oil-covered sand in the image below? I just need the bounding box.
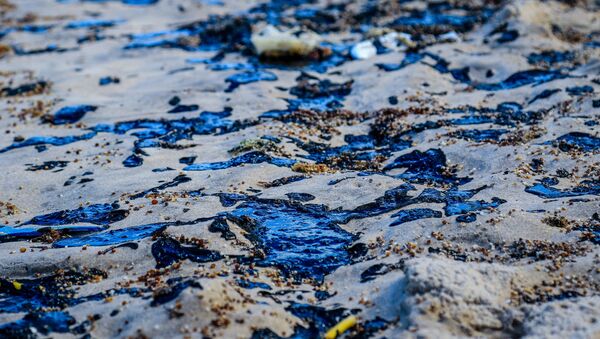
[0,0,599,338]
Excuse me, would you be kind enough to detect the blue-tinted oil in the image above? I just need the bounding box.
[0,225,105,243]
[384,149,471,186]
[152,237,222,268]
[65,19,123,30]
[48,105,97,125]
[452,129,508,142]
[376,52,425,72]
[123,154,143,167]
[0,132,97,154]
[0,311,75,337]
[525,179,599,199]
[226,199,354,280]
[389,208,442,226]
[225,71,278,92]
[23,203,128,226]
[566,85,594,96]
[527,51,576,65]
[53,223,168,247]
[554,132,600,152]
[183,151,296,171]
[474,70,568,91]
[528,89,560,104]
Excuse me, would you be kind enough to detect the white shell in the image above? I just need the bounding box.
[350,40,377,60]
[438,31,460,42]
[378,32,399,50]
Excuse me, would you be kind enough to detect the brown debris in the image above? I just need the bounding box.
[370,107,433,143]
[279,109,369,136]
[0,0,15,14]
[20,100,51,120]
[323,152,386,171]
[542,215,571,229]
[0,201,18,216]
[291,162,332,174]
[0,44,11,58]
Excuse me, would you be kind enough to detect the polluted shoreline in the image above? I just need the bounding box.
[0,0,599,338]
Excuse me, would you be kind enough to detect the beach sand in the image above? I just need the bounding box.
[0,0,599,337]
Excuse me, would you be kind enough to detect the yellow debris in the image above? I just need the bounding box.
[12,281,22,290]
[324,315,357,339]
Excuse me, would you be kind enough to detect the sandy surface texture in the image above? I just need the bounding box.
[0,0,599,338]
